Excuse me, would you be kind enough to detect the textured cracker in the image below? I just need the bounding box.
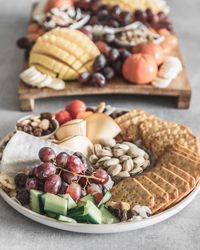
[153,166,190,201]
[167,163,196,189]
[158,150,200,182]
[136,175,169,213]
[110,178,155,210]
[172,144,200,161]
[146,172,179,202]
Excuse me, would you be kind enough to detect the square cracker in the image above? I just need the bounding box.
[150,130,199,158]
[123,114,155,141]
[136,175,169,213]
[146,171,179,203]
[153,166,190,203]
[167,163,196,189]
[150,125,198,155]
[172,144,200,161]
[158,150,200,182]
[115,109,145,125]
[110,178,155,210]
[139,118,178,148]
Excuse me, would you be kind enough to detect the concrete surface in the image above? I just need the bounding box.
[0,0,200,249]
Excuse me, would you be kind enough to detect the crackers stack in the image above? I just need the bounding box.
[115,109,200,158]
[109,143,200,213]
[111,110,200,213]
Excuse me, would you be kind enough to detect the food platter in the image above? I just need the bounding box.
[17,0,191,111]
[1,183,200,234]
[0,102,200,233]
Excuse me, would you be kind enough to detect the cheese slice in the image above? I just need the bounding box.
[85,113,121,144]
[58,136,93,157]
[56,119,86,141]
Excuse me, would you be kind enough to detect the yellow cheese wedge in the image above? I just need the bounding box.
[58,136,93,157]
[56,119,86,141]
[85,113,121,144]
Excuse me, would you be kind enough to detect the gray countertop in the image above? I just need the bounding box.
[0,0,200,249]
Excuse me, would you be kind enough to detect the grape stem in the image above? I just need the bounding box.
[57,167,103,182]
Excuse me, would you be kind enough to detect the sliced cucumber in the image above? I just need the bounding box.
[46,212,58,219]
[98,191,112,207]
[75,201,102,224]
[44,193,68,216]
[67,206,84,217]
[41,193,47,205]
[57,215,77,223]
[30,190,44,214]
[100,205,120,224]
[59,194,77,210]
[78,194,94,207]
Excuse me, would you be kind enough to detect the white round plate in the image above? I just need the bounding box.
[1,185,200,234]
[0,132,200,234]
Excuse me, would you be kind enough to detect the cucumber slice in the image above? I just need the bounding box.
[80,194,94,204]
[59,194,77,210]
[81,201,102,224]
[67,206,84,217]
[46,212,58,219]
[98,191,112,207]
[58,215,77,223]
[30,190,44,214]
[100,205,120,224]
[44,193,68,216]
[41,193,47,205]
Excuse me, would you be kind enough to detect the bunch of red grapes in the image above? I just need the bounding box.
[76,0,172,31]
[15,147,110,205]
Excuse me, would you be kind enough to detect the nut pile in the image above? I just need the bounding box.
[89,138,150,179]
[16,113,57,137]
[115,26,162,47]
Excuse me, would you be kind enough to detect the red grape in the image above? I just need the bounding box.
[134,10,147,22]
[56,152,69,168]
[44,175,62,194]
[39,147,56,162]
[81,189,87,197]
[93,54,107,72]
[90,73,106,87]
[59,181,68,194]
[108,49,120,62]
[110,5,121,19]
[102,67,115,80]
[25,178,38,191]
[89,16,99,25]
[35,163,57,180]
[93,168,109,184]
[86,183,103,204]
[78,177,88,187]
[16,36,32,49]
[95,41,110,55]
[29,167,37,177]
[67,155,84,174]
[78,72,91,85]
[62,172,78,184]
[66,183,82,202]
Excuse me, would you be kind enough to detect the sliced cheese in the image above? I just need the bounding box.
[56,119,86,141]
[85,113,121,144]
[58,136,93,157]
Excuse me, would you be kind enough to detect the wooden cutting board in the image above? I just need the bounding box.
[18,5,191,111]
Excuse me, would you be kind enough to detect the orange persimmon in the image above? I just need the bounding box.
[132,42,164,66]
[45,0,74,12]
[122,53,158,85]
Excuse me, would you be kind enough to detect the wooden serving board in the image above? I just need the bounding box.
[18,5,191,111]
